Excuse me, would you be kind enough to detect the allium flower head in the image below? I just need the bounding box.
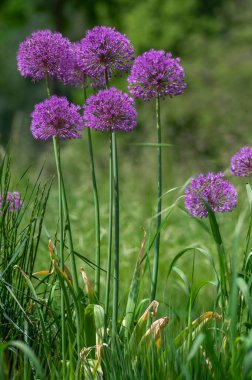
[65,42,105,88]
[17,30,73,82]
[128,49,186,100]
[230,146,252,177]
[77,26,134,80]
[0,192,23,212]
[84,88,137,132]
[185,172,237,218]
[31,96,83,140]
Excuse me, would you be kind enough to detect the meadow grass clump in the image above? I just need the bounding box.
[0,23,252,380]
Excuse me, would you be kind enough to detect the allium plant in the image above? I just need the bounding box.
[185,172,237,304]
[128,49,186,303]
[77,26,134,81]
[77,25,134,302]
[84,88,137,132]
[230,146,252,177]
[31,95,83,370]
[184,172,237,218]
[0,191,23,212]
[31,95,83,140]
[84,87,137,337]
[17,30,72,82]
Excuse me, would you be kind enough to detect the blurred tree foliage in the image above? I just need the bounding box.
[0,0,251,171]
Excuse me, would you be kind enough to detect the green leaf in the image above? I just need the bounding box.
[84,304,105,357]
[236,277,252,320]
[203,200,222,246]
[123,230,146,338]
[84,305,96,351]
[246,183,252,213]
[8,340,45,379]
[187,333,205,361]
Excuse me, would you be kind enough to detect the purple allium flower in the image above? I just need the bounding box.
[17,30,73,82]
[84,88,137,132]
[65,42,105,88]
[230,147,252,177]
[77,26,134,81]
[128,49,186,100]
[31,96,83,140]
[184,172,237,218]
[0,192,23,212]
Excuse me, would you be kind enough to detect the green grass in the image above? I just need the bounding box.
[1,141,252,379]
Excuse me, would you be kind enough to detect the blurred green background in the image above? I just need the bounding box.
[0,0,252,310]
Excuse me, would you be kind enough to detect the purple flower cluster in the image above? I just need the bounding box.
[128,49,186,100]
[185,172,237,218]
[31,96,83,140]
[17,30,72,82]
[77,26,134,81]
[64,42,105,88]
[84,88,137,132]
[230,146,252,177]
[0,192,23,212]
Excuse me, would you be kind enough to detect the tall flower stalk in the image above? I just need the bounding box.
[83,86,101,299]
[52,136,66,375]
[84,87,137,338]
[111,126,120,337]
[105,127,113,332]
[128,49,186,301]
[30,94,83,358]
[103,71,121,337]
[151,96,162,301]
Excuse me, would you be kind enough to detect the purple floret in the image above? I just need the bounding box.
[77,26,134,81]
[17,29,73,82]
[185,172,237,218]
[84,88,137,132]
[230,147,252,177]
[128,49,186,100]
[31,96,84,140]
[0,192,23,212]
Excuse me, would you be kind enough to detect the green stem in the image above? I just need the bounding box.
[112,131,119,338]
[150,96,162,302]
[52,136,66,379]
[104,70,115,337]
[45,72,51,97]
[105,130,113,334]
[103,71,120,338]
[60,177,81,353]
[46,77,80,354]
[83,87,101,300]
[187,252,195,351]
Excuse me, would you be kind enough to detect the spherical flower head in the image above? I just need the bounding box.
[184,172,237,218]
[65,42,105,88]
[128,49,186,100]
[77,26,134,80]
[230,146,252,177]
[0,192,23,212]
[17,29,73,82]
[84,88,137,132]
[31,96,84,140]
